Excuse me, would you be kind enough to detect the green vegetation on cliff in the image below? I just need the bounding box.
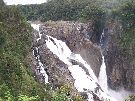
[112,1,135,46]
[18,0,91,21]
[1,0,135,100]
[0,1,43,100]
[110,1,135,64]
[18,0,106,43]
[0,0,84,100]
[18,0,106,25]
[18,0,135,46]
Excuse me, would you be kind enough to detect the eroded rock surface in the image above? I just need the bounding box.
[103,23,135,92]
[39,21,102,77]
[30,21,102,100]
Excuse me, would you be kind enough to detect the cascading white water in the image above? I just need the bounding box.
[31,24,131,101]
[31,24,49,84]
[98,29,108,93]
[100,29,104,45]
[45,35,117,101]
[98,56,108,92]
[98,29,130,101]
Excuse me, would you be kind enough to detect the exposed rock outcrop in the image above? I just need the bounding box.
[86,21,102,45]
[29,19,135,100]
[103,22,135,92]
[39,21,102,77]
[30,21,102,101]
[31,26,75,91]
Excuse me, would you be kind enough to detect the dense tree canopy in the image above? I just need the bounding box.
[1,0,135,100]
[0,0,85,100]
[18,0,106,42]
[18,0,91,21]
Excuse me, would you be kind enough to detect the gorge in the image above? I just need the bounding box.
[31,22,133,101]
[1,0,135,100]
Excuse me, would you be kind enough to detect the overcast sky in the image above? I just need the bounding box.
[4,0,47,5]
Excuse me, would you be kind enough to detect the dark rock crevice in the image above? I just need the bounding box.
[102,22,135,92]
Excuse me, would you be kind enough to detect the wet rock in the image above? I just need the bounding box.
[52,22,102,77]
[80,92,88,99]
[103,22,135,92]
[30,21,103,98]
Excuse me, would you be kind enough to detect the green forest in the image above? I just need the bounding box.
[1,0,135,100]
[0,0,83,100]
[19,0,135,61]
[17,0,118,22]
[18,0,135,49]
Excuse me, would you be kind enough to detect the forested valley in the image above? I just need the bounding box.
[1,0,135,100]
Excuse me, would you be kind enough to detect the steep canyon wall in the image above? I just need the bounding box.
[30,21,102,92]
[103,23,135,92]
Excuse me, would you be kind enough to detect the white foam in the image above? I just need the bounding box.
[31,24,49,84]
[98,56,131,101]
[31,24,40,31]
[45,35,119,101]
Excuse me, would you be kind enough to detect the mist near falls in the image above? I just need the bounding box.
[99,29,133,101]
[98,56,131,101]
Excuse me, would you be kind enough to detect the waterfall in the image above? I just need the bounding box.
[31,24,49,84]
[98,29,108,92]
[45,35,117,101]
[98,55,130,101]
[98,29,130,101]
[31,24,131,101]
[98,56,108,92]
[100,29,104,45]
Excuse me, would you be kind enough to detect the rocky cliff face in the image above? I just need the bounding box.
[30,21,102,99]
[31,24,75,90]
[40,21,102,77]
[103,23,135,92]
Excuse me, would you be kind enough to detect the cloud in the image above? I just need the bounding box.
[4,0,46,5]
